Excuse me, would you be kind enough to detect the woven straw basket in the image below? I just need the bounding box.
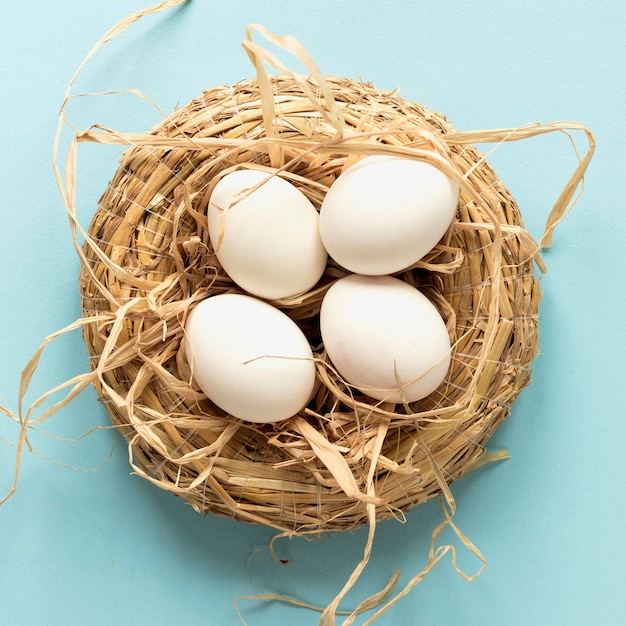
[74,24,592,539]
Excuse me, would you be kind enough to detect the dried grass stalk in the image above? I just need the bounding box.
[1,2,594,622]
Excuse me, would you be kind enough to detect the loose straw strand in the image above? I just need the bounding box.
[2,2,594,624]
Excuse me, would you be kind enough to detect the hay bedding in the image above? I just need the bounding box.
[2,1,594,622]
[78,72,540,533]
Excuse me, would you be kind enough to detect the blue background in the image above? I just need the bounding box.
[1,1,624,624]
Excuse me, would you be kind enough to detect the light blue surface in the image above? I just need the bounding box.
[1,1,624,624]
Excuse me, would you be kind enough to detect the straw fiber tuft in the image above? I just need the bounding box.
[0,8,593,619]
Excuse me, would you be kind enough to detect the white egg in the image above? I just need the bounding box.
[319,155,458,275]
[320,274,451,403]
[184,294,316,423]
[207,169,328,300]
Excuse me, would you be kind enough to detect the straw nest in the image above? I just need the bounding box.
[79,73,542,535]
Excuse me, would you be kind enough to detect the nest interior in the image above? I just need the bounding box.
[79,75,541,534]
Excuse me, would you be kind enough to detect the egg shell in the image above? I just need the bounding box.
[320,274,451,403]
[184,294,316,423]
[319,155,458,275]
[207,169,328,300]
